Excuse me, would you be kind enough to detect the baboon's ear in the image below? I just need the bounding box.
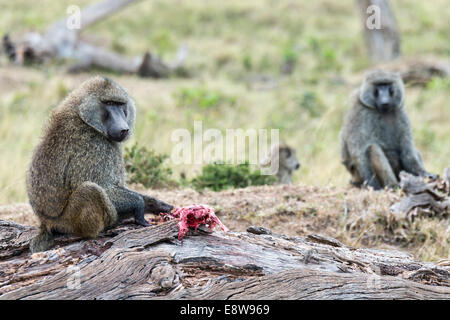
[392,77,405,108]
[359,82,376,109]
[284,148,291,158]
[78,96,108,137]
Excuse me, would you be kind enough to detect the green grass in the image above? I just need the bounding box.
[0,0,449,205]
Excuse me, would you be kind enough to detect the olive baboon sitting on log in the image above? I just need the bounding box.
[27,76,173,253]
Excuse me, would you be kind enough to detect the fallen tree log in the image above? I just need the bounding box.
[377,57,450,86]
[0,218,449,300]
[1,0,188,78]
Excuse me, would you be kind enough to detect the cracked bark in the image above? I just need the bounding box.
[0,219,449,299]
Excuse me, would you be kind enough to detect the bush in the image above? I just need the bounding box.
[124,144,176,189]
[174,87,236,110]
[191,162,276,191]
[299,91,325,118]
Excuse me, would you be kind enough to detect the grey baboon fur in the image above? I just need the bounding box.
[261,144,301,184]
[340,70,434,190]
[27,76,173,253]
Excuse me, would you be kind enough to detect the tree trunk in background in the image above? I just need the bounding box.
[357,0,401,63]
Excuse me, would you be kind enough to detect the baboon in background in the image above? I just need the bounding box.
[340,70,435,190]
[27,76,173,253]
[261,144,301,184]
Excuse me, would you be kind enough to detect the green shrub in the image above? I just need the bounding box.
[427,77,450,90]
[308,36,342,71]
[124,144,176,189]
[281,42,299,72]
[174,87,236,110]
[191,161,276,191]
[299,91,325,118]
[242,53,253,71]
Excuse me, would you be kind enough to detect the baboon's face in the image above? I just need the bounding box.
[280,147,301,172]
[77,76,136,143]
[100,99,130,142]
[373,83,395,113]
[359,71,404,113]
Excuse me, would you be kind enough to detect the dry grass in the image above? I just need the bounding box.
[3,184,448,262]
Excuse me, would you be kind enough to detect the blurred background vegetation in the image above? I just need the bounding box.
[0,0,449,203]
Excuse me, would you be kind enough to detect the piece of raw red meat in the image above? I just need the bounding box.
[160,204,229,241]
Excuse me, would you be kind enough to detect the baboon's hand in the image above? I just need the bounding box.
[423,172,438,181]
[135,216,151,227]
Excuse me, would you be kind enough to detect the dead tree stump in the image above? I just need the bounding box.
[357,0,401,63]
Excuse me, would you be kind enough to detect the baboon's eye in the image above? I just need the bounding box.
[103,100,116,106]
[285,149,291,158]
[389,86,394,96]
[102,100,125,106]
[122,106,128,117]
[374,88,379,98]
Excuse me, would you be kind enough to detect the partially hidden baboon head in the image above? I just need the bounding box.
[74,76,136,142]
[277,144,301,172]
[359,70,404,114]
[261,144,300,171]
[263,144,300,174]
[259,144,300,181]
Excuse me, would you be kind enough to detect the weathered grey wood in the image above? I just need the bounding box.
[372,57,450,86]
[399,171,431,195]
[0,219,448,300]
[391,193,442,217]
[161,268,449,300]
[357,0,401,63]
[391,170,450,218]
[106,219,179,249]
[444,168,450,192]
[400,59,450,86]
[2,0,187,78]
[1,248,175,300]
[49,0,140,33]
[0,220,37,260]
